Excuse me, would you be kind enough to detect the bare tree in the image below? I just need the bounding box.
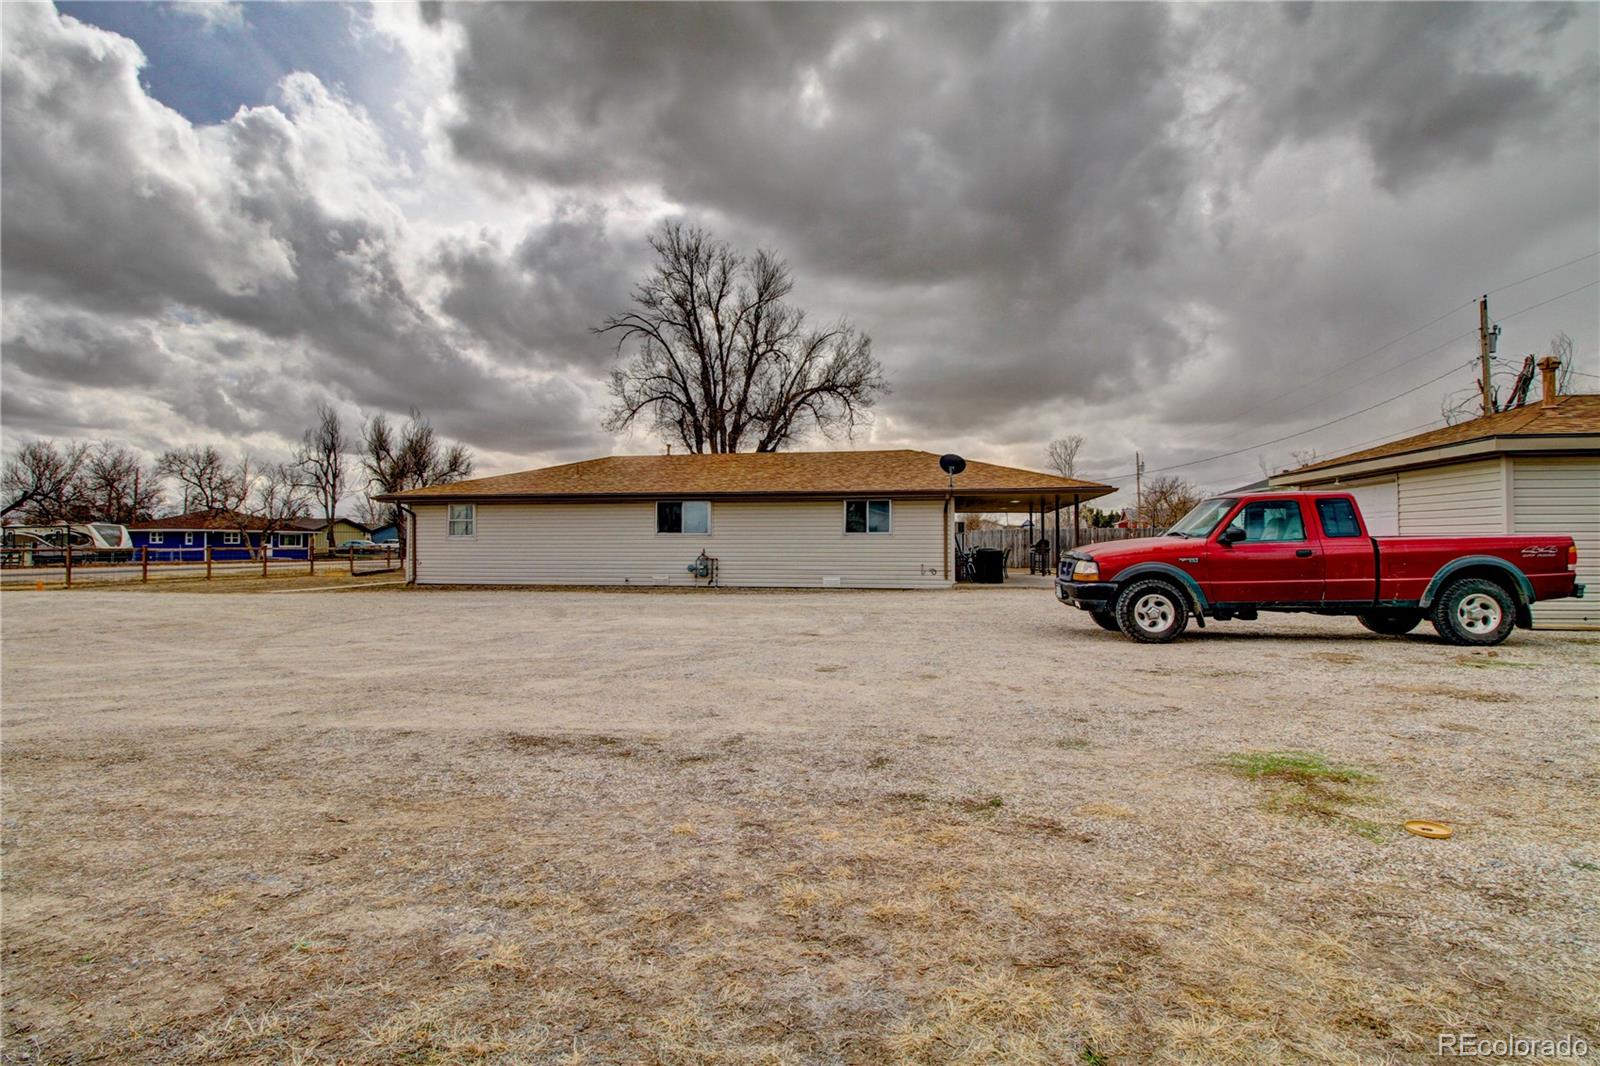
[2,440,90,522]
[295,402,348,549]
[1046,435,1085,480]
[1139,474,1207,529]
[362,410,474,552]
[600,221,887,453]
[251,462,312,555]
[82,443,163,524]
[1550,331,1575,395]
[157,446,251,514]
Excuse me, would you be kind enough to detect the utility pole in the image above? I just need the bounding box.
[1133,451,1145,525]
[1478,294,1500,418]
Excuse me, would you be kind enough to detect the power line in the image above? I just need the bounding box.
[1096,275,1599,484]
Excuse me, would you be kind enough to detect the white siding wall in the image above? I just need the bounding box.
[412,498,952,588]
[1397,460,1505,534]
[1341,476,1399,536]
[1512,457,1599,627]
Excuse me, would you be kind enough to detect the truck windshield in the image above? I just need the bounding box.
[1167,497,1236,538]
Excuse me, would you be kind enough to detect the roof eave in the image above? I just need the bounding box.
[1272,432,1600,485]
[379,483,1115,506]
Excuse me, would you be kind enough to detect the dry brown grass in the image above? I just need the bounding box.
[2,591,1597,1064]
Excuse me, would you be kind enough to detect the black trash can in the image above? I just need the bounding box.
[973,547,1006,584]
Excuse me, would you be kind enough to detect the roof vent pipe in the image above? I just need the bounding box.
[1538,356,1562,408]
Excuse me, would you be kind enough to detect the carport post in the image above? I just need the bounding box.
[1053,494,1060,573]
[1072,496,1080,549]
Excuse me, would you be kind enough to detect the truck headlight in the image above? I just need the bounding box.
[1071,559,1100,581]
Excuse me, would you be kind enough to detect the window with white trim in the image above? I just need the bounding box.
[448,504,476,537]
[656,500,710,535]
[844,499,892,534]
[184,532,195,546]
[277,532,306,548]
[150,532,164,545]
[223,531,241,545]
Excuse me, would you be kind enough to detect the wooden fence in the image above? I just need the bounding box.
[958,525,1161,570]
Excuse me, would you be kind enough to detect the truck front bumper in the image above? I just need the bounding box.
[1056,580,1116,612]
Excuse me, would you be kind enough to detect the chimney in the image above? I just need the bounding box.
[1538,356,1561,408]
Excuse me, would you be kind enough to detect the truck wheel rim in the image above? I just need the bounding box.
[1134,593,1174,633]
[1457,593,1501,634]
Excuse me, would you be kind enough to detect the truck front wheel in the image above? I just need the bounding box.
[1357,609,1423,636]
[1429,577,1515,646]
[1114,579,1189,644]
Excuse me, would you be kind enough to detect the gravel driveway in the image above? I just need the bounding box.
[3,588,1597,1063]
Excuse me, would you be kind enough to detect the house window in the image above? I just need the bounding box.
[149,533,164,545]
[277,533,305,548]
[184,532,195,546]
[448,504,476,538]
[223,531,241,545]
[1223,500,1305,543]
[656,501,710,535]
[844,499,892,534]
[1316,498,1362,538]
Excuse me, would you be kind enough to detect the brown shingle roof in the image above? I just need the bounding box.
[380,449,1112,503]
[127,510,270,531]
[1286,393,1600,476]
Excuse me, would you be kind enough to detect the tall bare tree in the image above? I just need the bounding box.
[252,462,312,555]
[1550,331,1575,395]
[1046,435,1085,479]
[157,446,251,514]
[82,443,163,524]
[296,402,348,549]
[600,221,887,453]
[1139,474,1207,529]
[362,410,474,552]
[1,440,91,522]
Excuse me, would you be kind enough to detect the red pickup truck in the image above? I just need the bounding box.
[1057,491,1582,645]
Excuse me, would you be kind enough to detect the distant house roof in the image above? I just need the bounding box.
[128,510,270,531]
[283,516,371,532]
[378,449,1114,511]
[1277,393,1600,482]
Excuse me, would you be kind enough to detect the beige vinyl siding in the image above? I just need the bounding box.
[1396,460,1505,535]
[1511,457,1599,627]
[1340,476,1398,536]
[412,498,952,588]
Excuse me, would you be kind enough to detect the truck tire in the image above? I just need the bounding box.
[1114,578,1189,644]
[1357,609,1423,636]
[1429,577,1515,646]
[1089,610,1122,632]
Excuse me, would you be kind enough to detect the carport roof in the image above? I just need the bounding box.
[379,449,1113,511]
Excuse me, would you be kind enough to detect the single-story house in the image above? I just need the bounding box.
[1272,360,1598,627]
[127,510,313,561]
[370,522,398,544]
[284,515,373,554]
[379,449,1114,588]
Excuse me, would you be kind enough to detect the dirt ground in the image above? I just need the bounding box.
[2,588,1596,1064]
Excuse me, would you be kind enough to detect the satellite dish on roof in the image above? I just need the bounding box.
[939,454,966,477]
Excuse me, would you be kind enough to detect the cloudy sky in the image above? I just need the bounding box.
[3,1,1596,507]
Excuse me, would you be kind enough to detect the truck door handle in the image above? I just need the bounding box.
[1296,549,1314,558]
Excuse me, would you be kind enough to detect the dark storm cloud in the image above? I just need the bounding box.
[437,0,1597,458]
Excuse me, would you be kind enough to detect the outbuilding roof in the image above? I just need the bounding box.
[1283,393,1600,478]
[379,449,1113,511]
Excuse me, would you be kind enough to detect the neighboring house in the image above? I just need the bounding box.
[1272,361,1599,626]
[126,511,312,561]
[370,523,398,544]
[379,449,1113,588]
[285,516,373,553]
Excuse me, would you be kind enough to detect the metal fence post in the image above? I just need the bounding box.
[206,543,212,580]
[350,545,356,575]
[142,545,149,583]
[262,538,269,578]
[64,540,72,588]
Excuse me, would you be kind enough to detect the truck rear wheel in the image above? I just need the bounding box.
[1357,609,1423,636]
[1429,577,1515,646]
[1114,578,1189,644]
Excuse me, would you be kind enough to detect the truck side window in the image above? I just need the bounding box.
[1224,501,1305,543]
[1316,498,1361,538]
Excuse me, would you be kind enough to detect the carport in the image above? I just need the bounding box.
[947,484,1118,583]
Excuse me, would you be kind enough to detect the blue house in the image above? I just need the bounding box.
[370,522,399,544]
[127,510,312,561]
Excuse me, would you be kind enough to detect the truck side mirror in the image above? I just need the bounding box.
[1219,527,1246,546]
